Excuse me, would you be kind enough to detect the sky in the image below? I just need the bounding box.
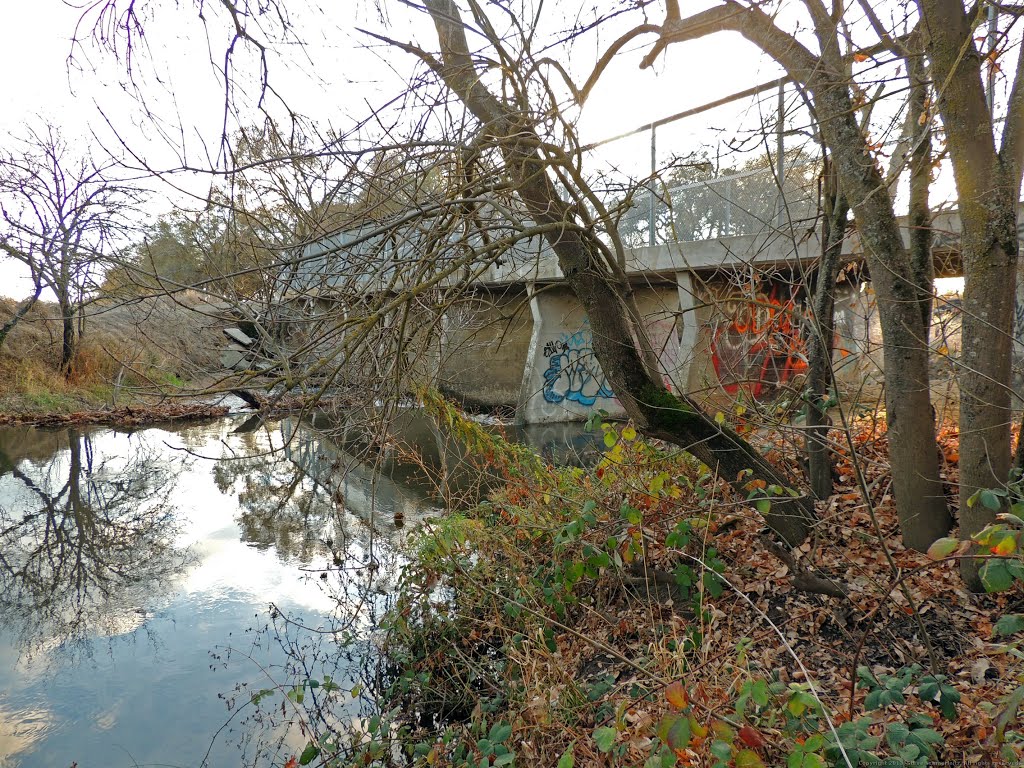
[0,0,968,300]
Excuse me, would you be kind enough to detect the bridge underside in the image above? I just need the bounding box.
[435,268,888,424]
[280,205,1024,424]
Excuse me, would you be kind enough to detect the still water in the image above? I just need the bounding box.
[0,412,595,767]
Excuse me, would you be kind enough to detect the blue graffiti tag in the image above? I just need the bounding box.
[541,329,614,405]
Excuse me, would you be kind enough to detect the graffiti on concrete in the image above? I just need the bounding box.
[709,284,809,400]
[541,327,614,406]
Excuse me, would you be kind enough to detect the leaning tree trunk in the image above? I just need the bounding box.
[806,157,848,500]
[422,0,816,546]
[0,280,42,350]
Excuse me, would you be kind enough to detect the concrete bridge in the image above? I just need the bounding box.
[270,204,1021,424]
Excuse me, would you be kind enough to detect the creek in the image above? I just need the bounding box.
[0,412,595,767]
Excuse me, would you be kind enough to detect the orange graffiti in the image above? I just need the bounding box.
[710,286,809,400]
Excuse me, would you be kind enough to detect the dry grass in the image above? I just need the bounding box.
[0,292,224,415]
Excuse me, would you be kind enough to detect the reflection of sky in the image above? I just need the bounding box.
[0,416,414,768]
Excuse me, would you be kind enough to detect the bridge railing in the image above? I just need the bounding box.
[614,159,821,246]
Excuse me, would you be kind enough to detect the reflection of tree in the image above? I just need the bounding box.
[212,418,432,564]
[0,429,189,664]
[212,423,342,563]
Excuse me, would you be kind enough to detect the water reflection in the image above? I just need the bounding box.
[0,412,597,767]
[0,428,190,664]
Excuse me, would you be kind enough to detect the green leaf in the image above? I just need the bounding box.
[715,411,726,425]
[299,743,320,765]
[898,743,922,763]
[489,722,513,744]
[557,747,575,768]
[750,679,770,708]
[994,614,1024,637]
[621,505,642,525]
[926,537,959,560]
[981,559,1014,592]
[804,734,824,751]
[703,571,725,598]
[664,714,691,750]
[603,431,617,448]
[250,687,275,705]
[593,726,617,753]
[980,489,1002,510]
[494,753,515,766]
[754,498,771,515]
[999,506,1024,527]
[787,696,806,717]
[710,739,733,761]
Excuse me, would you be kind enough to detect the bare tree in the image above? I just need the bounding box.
[632,0,954,551]
[0,123,139,374]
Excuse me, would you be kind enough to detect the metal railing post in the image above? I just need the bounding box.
[724,177,732,237]
[649,123,657,247]
[776,81,786,228]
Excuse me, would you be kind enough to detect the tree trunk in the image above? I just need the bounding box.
[916,0,1024,589]
[907,54,935,337]
[59,295,76,376]
[422,0,816,547]
[814,78,952,551]
[957,194,1018,588]
[642,1,952,551]
[806,158,848,500]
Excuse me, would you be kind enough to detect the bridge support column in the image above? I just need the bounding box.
[674,271,699,394]
[516,283,624,424]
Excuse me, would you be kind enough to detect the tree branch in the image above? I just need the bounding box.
[639,2,821,84]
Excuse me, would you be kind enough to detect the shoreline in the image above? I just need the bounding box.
[0,402,235,428]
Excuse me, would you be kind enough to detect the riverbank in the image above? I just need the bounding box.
[0,292,225,416]
[0,401,232,427]
[299,402,1024,768]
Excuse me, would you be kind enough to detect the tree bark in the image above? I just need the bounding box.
[421,0,816,546]
[907,54,935,336]
[59,294,76,376]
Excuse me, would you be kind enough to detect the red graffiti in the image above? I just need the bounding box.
[710,286,809,400]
